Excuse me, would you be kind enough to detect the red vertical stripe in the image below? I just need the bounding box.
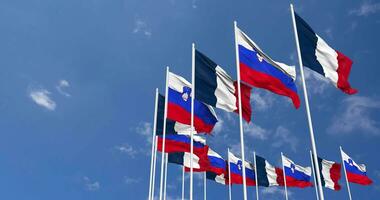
[330,163,342,190]
[233,81,252,122]
[336,51,358,95]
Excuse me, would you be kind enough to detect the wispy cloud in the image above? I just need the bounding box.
[251,90,276,111]
[83,176,100,191]
[328,96,380,135]
[191,0,198,9]
[136,122,153,143]
[29,88,56,111]
[244,123,269,140]
[349,1,380,16]
[124,177,141,184]
[272,126,299,152]
[114,143,138,158]
[261,187,292,197]
[56,79,71,97]
[132,19,152,37]
[301,67,330,95]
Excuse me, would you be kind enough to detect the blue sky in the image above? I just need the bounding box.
[0,0,379,199]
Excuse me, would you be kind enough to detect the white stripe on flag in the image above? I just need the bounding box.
[184,152,200,169]
[320,159,336,190]
[215,65,237,112]
[315,34,339,86]
[265,160,279,186]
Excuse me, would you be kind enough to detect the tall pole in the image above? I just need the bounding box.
[253,152,259,200]
[190,42,196,200]
[159,67,170,200]
[310,150,320,200]
[151,136,158,200]
[281,153,288,200]
[148,89,159,200]
[340,146,353,200]
[182,166,185,200]
[163,153,168,200]
[204,172,207,200]
[228,148,232,200]
[289,4,325,200]
[233,20,248,200]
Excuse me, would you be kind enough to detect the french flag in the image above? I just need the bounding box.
[206,171,227,185]
[236,27,300,109]
[157,134,208,156]
[317,156,342,190]
[195,49,252,122]
[294,12,357,95]
[255,155,285,187]
[282,155,312,188]
[228,151,256,186]
[168,151,209,172]
[341,149,373,185]
[167,72,218,134]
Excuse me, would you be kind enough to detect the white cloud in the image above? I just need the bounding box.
[251,90,276,111]
[83,176,100,191]
[301,67,331,95]
[213,118,224,135]
[124,177,141,184]
[191,0,197,8]
[29,88,56,111]
[136,122,153,143]
[350,1,380,16]
[328,96,380,135]
[115,143,138,158]
[324,28,333,39]
[272,126,298,152]
[56,79,71,97]
[133,19,152,37]
[261,187,292,197]
[244,123,269,140]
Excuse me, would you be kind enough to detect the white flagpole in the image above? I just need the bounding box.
[310,150,320,200]
[289,4,325,200]
[233,20,248,200]
[204,172,207,200]
[253,151,259,200]
[190,42,196,200]
[281,153,288,200]
[159,67,170,200]
[340,146,353,200]
[152,136,158,200]
[149,88,159,200]
[228,148,232,200]
[164,153,168,200]
[182,166,185,200]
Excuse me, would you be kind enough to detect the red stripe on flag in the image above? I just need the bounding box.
[336,51,358,95]
[330,163,342,190]
[285,176,313,188]
[233,81,252,122]
[347,172,373,185]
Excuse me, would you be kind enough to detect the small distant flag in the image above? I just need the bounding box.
[341,149,373,185]
[207,171,227,185]
[167,72,218,133]
[168,151,209,171]
[316,157,342,190]
[255,155,284,187]
[228,151,256,186]
[236,27,300,108]
[157,134,208,156]
[294,12,357,94]
[195,49,252,122]
[282,154,312,188]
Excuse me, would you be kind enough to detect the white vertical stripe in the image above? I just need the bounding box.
[265,160,279,186]
[214,174,226,185]
[315,35,339,87]
[320,159,336,190]
[215,66,237,112]
[183,152,200,169]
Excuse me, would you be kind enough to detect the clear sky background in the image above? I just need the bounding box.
[0,0,379,199]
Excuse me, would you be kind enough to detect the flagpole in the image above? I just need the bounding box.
[163,153,168,200]
[204,172,207,200]
[290,4,325,200]
[340,146,353,200]
[152,136,158,200]
[190,42,196,200]
[149,88,159,200]
[233,20,248,200]
[253,151,259,200]
[310,150,320,200]
[228,148,232,200]
[159,67,170,200]
[281,152,288,200]
[182,166,185,200]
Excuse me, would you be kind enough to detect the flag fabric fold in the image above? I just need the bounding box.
[294,12,357,95]
[168,151,209,171]
[256,155,284,187]
[228,151,256,186]
[316,157,342,190]
[282,155,312,188]
[341,149,373,185]
[236,27,300,108]
[207,171,227,185]
[157,134,207,156]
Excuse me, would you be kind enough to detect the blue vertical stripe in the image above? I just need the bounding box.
[195,50,218,107]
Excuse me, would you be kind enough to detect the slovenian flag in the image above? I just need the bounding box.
[167,72,218,134]
[195,49,252,122]
[294,12,357,95]
[168,151,209,172]
[236,27,300,108]
[228,151,256,186]
[316,156,342,190]
[255,155,284,187]
[341,149,373,185]
[282,155,312,188]
[157,134,208,156]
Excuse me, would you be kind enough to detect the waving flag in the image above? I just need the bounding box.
[341,149,372,185]
[168,151,209,171]
[255,155,284,187]
[167,72,218,133]
[228,151,256,186]
[236,27,300,108]
[195,49,252,122]
[316,157,342,190]
[157,134,207,156]
[294,13,357,94]
[282,155,312,188]
[207,171,227,185]
[187,148,226,174]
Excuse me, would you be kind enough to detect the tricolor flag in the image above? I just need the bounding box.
[294,12,357,95]
[207,171,227,185]
[255,155,284,187]
[168,151,209,171]
[236,27,300,108]
[167,72,218,133]
[228,151,256,186]
[316,157,342,190]
[157,134,208,156]
[282,155,312,188]
[195,49,252,122]
[187,148,227,175]
[341,149,373,185]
